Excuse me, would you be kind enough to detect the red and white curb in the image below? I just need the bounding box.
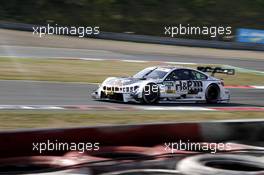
[0,105,263,111]
[138,106,264,111]
[210,107,264,111]
[225,85,264,89]
[138,106,215,111]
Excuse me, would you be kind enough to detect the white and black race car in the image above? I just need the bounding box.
[92,66,234,104]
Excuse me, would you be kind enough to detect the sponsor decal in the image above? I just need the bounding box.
[237,28,264,44]
[163,82,175,94]
[175,80,203,94]
[164,81,175,94]
[163,82,174,86]
[166,89,176,94]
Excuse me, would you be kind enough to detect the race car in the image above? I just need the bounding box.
[92,66,234,104]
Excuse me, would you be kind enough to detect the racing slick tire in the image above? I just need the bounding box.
[142,83,160,104]
[205,84,220,104]
[177,154,264,175]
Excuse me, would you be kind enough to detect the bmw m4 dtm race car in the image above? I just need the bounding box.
[92,66,235,104]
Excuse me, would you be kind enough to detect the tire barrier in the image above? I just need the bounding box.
[98,168,182,175]
[64,146,179,174]
[64,146,169,165]
[177,154,264,175]
[0,156,87,175]
[1,120,264,158]
[0,145,263,174]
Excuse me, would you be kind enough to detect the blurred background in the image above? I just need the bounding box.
[0,0,263,41]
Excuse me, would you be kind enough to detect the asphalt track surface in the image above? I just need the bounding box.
[0,45,263,72]
[0,29,263,108]
[0,80,263,107]
[0,29,263,71]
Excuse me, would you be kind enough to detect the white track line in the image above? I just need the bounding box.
[79,58,105,61]
[121,60,148,63]
[164,61,196,65]
[0,79,99,85]
[252,86,264,89]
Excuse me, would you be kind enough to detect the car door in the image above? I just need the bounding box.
[188,69,207,95]
[162,69,192,98]
[163,69,207,99]
[173,69,193,96]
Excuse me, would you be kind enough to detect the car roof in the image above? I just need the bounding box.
[154,65,193,70]
[153,65,210,76]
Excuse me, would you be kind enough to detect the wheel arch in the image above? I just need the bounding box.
[205,83,221,103]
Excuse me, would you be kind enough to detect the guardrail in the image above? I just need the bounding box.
[1,21,263,51]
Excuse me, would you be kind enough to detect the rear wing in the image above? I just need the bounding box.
[197,66,235,76]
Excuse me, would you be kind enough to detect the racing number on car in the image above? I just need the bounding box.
[175,80,203,94]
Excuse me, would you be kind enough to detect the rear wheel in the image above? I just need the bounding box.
[205,84,220,103]
[142,83,159,104]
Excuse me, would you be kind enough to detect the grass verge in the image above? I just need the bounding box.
[0,57,263,85]
[0,110,263,130]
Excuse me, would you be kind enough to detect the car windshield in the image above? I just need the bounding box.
[133,67,169,79]
[133,67,155,79]
[145,69,169,79]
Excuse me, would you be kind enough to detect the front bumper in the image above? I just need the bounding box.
[91,90,140,103]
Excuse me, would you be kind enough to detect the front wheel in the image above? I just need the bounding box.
[142,83,160,104]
